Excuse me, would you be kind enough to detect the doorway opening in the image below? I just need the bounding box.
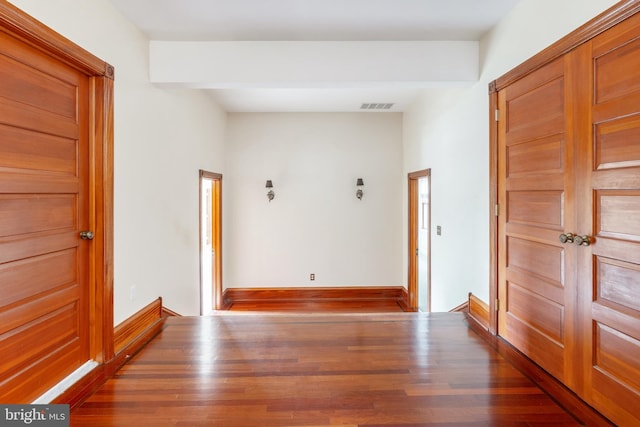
[408,169,431,312]
[199,170,222,314]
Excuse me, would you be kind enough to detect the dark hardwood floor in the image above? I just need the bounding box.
[70,312,598,426]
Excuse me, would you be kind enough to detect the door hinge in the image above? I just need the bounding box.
[494,204,500,217]
[495,109,500,122]
[495,299,500,311]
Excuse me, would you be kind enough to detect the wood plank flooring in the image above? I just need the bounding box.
[72,313,587,426]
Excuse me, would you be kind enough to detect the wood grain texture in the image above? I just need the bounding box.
[448,300,468,313]
[489,88,498,334]
[594,110,640,170]
[91,73,115,363]
[113,298,163,354]
[223,287,407,312]
[0,9,92,402]
[71,312,599,426]
[0,0,114,402]
[580,11,640,424]
[161,306,182,318]
[397,287,413,312]
[497,53,573,388]
[467,318,614,427]
[491,1,640,424]
[53,300,167,409]
[0,0,111,76]
[468,293,490,330]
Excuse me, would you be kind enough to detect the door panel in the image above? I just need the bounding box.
[507,283,564,343]
[577,12,640,424]
[0,23,90,402]
[498,57,574,384]
[595,115,640,170]
[597,191,640,239]
[507,135,563,175]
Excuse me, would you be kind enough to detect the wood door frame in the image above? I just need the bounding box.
[199,170,223,312]
[487,0,640,336]
[0,2,115,363]
[407,169,431,311]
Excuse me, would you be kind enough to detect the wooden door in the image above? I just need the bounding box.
[199,170,223,313]
[497,56,578,384]
[577,13,640,424]
[0,27,91,401]
[408,169,430,312]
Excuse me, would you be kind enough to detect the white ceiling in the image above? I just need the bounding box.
[109,0,522,112]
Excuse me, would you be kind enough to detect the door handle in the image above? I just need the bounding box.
[80,231,94,240]
[559,233,575,244]
[574,235,593,246]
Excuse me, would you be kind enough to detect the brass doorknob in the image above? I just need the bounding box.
[574,235,593,246]
[559,233,575,244]
[80,231,94,240]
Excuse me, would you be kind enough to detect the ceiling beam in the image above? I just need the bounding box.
[149,41,479,89]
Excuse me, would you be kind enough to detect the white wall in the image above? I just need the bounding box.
[402,0,619,311]
[224,113,403,288]
[8,0,621,319]
[9,0,227,323]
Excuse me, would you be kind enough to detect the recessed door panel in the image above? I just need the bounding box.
[595,114,640,170]
[507,135,563,176]
[596,257,640,312]
[507,191,564,228]
[0,195,76,237]
[0,124,77,175]
[595,36,640,104]
[0,249,77,308]
[596,191,640,241]
[507,282,564,343]
[507,237,564,287]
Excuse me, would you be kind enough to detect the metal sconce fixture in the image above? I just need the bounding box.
[266,180,275,202]
[356,178,364,200]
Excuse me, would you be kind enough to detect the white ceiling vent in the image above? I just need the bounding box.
[360,103,394,110]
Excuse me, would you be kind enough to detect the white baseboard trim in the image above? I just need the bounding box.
[32,360,99,404]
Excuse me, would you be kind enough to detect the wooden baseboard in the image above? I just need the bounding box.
[449,301,469,312]
[222,286,409,310]
[161,306,181,317]
[53,298,167,409]
[397,287,414,312]
[114,298,163,353]
[466,314,614,427]
[467,292,490,330]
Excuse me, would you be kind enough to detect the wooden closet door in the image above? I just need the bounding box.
[0,29,91,401]
[577,12,640,424]
[497,57,578,384]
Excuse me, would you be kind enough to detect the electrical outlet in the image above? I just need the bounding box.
[436,225,442,236]
[310,273,315,281]
[130,285,136,301]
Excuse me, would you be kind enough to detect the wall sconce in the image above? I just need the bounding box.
[266,180,275,202]
[356,178,364,200]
